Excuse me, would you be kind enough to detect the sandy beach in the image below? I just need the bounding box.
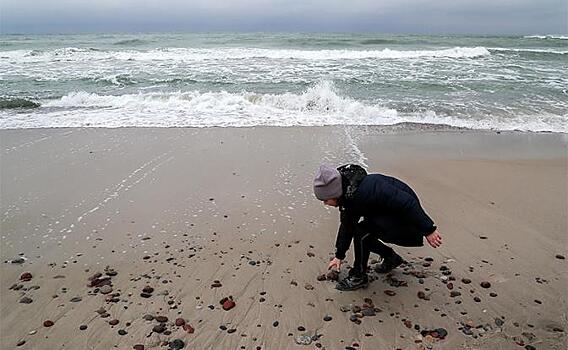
[1,126,566,350]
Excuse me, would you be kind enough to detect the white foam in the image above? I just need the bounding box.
[523,35,568,40]
[1,46,491,63]
[491,47,568,55]
[1,81,566,132]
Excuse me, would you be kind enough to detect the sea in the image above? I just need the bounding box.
[1,33,566,132]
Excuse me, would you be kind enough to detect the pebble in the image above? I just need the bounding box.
[361,308,376,317]
[109,319,119,326]
[11,258,25,264]
[490,292,498,297]
[555,254,565,260]
[219,325,227,331]
[222,299,236,311]
[323,315,332,321]
[273,321,279,327]
[175,318,186,326]
[450,291,461,297]
[182,324,194,333]
[155,316,168,323]
[143,314,154,321]
[297,326,306,331]
[480,281,491,288]
[211,281,222,288]
[19,296,33,304]
[100,285,113,294]
[17,340,26,346]
[316,274,327,281]
[118,329,127,335]
[473,297,481,302]
[461,278,471,284]
[79,325,88,330]
[142,286,154,293]
[326,270,339,281]
[227,328,237,334]
[20,272,32,282]
[304,284,314,290]
[28,330,37,335]
[169,339,185,349]
[133,345,145,350]
[43,320,54,327]
[153,324,166,333]
[524,346,536,350]
[384,290,396,296]
[70,296,82,302]
[140,292,152,298]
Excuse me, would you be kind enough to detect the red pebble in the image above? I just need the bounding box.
[183,324,195,334]
[175,318,185,326]
[20,272,32,282]
[222,299,236,311]
[43,320,54,327]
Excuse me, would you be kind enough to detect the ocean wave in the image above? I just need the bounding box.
[113,39,149,46]
[523,35,568,40]
[490,47,568,55]
[1,46,491,63]
[0,98,40,109]
[2,82,565,132]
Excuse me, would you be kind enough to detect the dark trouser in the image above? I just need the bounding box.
[351,226,395,277]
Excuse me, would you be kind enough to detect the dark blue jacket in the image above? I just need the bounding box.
[335,173,436,260]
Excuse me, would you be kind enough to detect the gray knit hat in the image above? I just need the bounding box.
[313,164,343,200]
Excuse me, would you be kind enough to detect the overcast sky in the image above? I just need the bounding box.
[1,0,566,34]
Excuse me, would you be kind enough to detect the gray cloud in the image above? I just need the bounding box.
[1,0,566,34]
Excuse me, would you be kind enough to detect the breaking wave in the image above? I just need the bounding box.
[1,81,565,132]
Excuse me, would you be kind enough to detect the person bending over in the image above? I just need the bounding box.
[313,164,443,291]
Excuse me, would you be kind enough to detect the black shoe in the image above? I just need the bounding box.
[335,274,369,291]
[374,253,404,274]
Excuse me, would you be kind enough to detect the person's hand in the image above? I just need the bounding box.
[328,257,342,271]
[426,230,443,248]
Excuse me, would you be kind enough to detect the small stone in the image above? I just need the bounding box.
[109,319,119,326]
[227,328,237,334]
[555,254,565,260]
[534,299,542,304]
[222,299,236,311]
[326,270,339,281]
[323,315,332,321]
[143,314,154,321]
[450,291,461,297]
[304,284,314,290]
[248,261,256,266]
[339,305,350,312]
[182,324,194,333]
[175,318,185,326]
[384,290,396,296]
[211,281,222,288]
[20,272,32,282]
[473,296,481,302]
[153,324,166,333]
[155,316,168,323]
[142,286,154,293]
[133,345,145,350]
[140,292,152,298]
[490,292,498,297]
[17,340,26,346]
[43,320,54,327]
[495,318,504,327]
[219,325,227,331]
[11,258,25,264]
[424,257,434,262]
[70,296,82,302]
[118,329,127,335]
[272,321,280,327]
[361,308,376,317]
[170,339,185,349]
[79,325,88,330]
[480,281,491,288]
[461,278,471,284]
[19,296,33,304]
[524,346,536,350]
[297,326,306,331]
[316,274,326,281]
[100,285,113,294]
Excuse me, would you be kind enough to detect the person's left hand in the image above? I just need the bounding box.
[426,230,442,248]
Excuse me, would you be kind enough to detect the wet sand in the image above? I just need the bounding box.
[1,126,566,350]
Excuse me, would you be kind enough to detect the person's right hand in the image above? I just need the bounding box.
[328,257,342,271]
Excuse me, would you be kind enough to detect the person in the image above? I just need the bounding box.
[313,164,442,291]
